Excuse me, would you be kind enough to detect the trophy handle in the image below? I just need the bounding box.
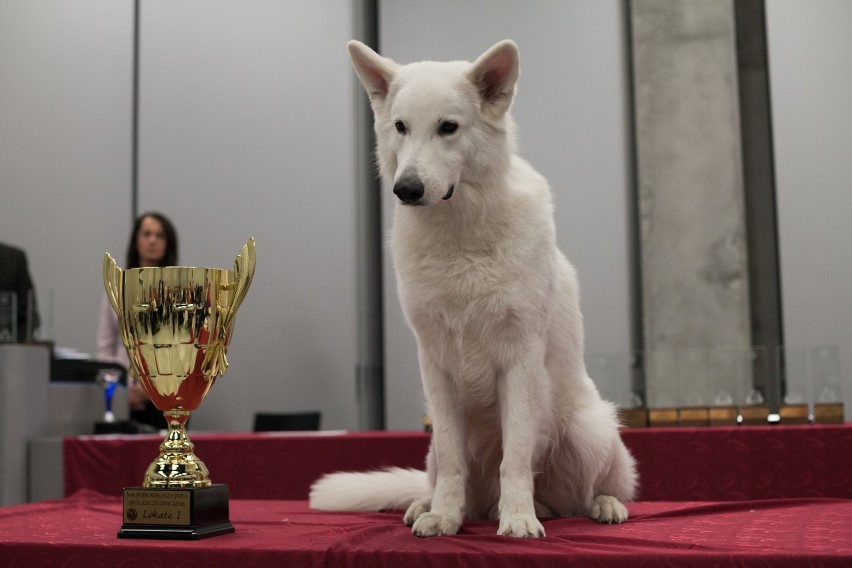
[103,253,123,315]
[224,237,256,330]
[201,238,256,377]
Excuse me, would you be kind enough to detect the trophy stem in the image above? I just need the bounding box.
[143,409,212,488]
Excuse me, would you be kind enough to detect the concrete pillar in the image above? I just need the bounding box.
[630,0,752,408]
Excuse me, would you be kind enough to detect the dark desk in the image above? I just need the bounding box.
[63,425,852,501]
[1,490,850,567]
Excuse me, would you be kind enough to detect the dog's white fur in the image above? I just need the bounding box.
[310,40,638,538]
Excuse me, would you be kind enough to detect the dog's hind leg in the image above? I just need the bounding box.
[533,499,554,518]
[590,495,629,524]
[590,441,636,524]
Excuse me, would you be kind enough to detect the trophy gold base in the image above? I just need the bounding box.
[118,484,234,540]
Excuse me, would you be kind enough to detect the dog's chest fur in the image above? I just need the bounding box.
[391,189,555,397]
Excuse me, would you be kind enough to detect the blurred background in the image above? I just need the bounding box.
[1,0,849,431]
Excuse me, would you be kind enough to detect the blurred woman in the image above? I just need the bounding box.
[96,212,178,430]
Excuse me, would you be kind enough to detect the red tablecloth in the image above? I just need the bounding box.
[1,490,850,567]
[623,424,852,500]
[64,431,432,500]
[63,425,852,501]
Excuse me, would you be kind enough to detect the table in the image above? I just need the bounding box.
[1,490,850,567]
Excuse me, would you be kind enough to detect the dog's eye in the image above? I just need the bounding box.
[439,121,458,135]
[395,120,407,134]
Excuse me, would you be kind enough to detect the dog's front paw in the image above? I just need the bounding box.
[411,512,461,537]
[590,495,629,524]
[403,498,431,526]
[497,513,545,538]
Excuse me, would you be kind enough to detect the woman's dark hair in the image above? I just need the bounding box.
[126,212,178,269]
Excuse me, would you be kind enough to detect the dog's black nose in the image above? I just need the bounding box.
[393,177,425,204]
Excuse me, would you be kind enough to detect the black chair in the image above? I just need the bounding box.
[253,411,321,432]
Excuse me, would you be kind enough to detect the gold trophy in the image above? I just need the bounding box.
[103,238,256,539]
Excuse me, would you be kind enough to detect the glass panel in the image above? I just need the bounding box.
[646,349,677,409]
[810,345,843,423]
[707,347,747,407]
[677,348,709,407]
[32,288,53,341]
[777,346,810,423]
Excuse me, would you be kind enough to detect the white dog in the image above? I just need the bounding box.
[310,40,638,539]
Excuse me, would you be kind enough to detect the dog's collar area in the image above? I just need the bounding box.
[442,185,455,200]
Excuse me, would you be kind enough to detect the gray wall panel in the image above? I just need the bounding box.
[766,0,852,419]
[137,0,359,431]
[0,0,133,356]
[631,0,752,409]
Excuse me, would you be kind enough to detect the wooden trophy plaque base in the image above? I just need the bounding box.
[814,403,844,424]
[708,407,739,426]
[678,407,710,427]
[648,408,679,427]
[617,408,649,428]
[739,405,770,425]
[778,404,810,425]
[118,484,234,540]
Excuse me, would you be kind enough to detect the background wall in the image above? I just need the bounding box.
[135,0,359,431]
[1,0,636,433]
[0,0,360,432]
[0,0,133,359]
[766,0,852,419]
[2,1,850,431]
[379,0,636,429]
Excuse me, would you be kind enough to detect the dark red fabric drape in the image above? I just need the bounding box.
[1,491,850,567]
[63,425,852,501]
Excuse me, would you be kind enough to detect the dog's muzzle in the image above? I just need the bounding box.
[442,185,455,200]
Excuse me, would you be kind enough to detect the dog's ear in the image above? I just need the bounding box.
[348,40,398,109]
[467,40,520,118]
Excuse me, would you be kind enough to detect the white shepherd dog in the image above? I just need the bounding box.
[310,40,638,539]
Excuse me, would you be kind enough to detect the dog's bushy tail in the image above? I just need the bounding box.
[309,467,430,512]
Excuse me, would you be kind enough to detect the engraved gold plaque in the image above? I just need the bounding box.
[123,489,191,526]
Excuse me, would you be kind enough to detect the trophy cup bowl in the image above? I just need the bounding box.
[103,238,255,539]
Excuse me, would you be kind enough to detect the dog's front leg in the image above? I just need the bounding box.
[411,354,466,537]
[497,349,546,538]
